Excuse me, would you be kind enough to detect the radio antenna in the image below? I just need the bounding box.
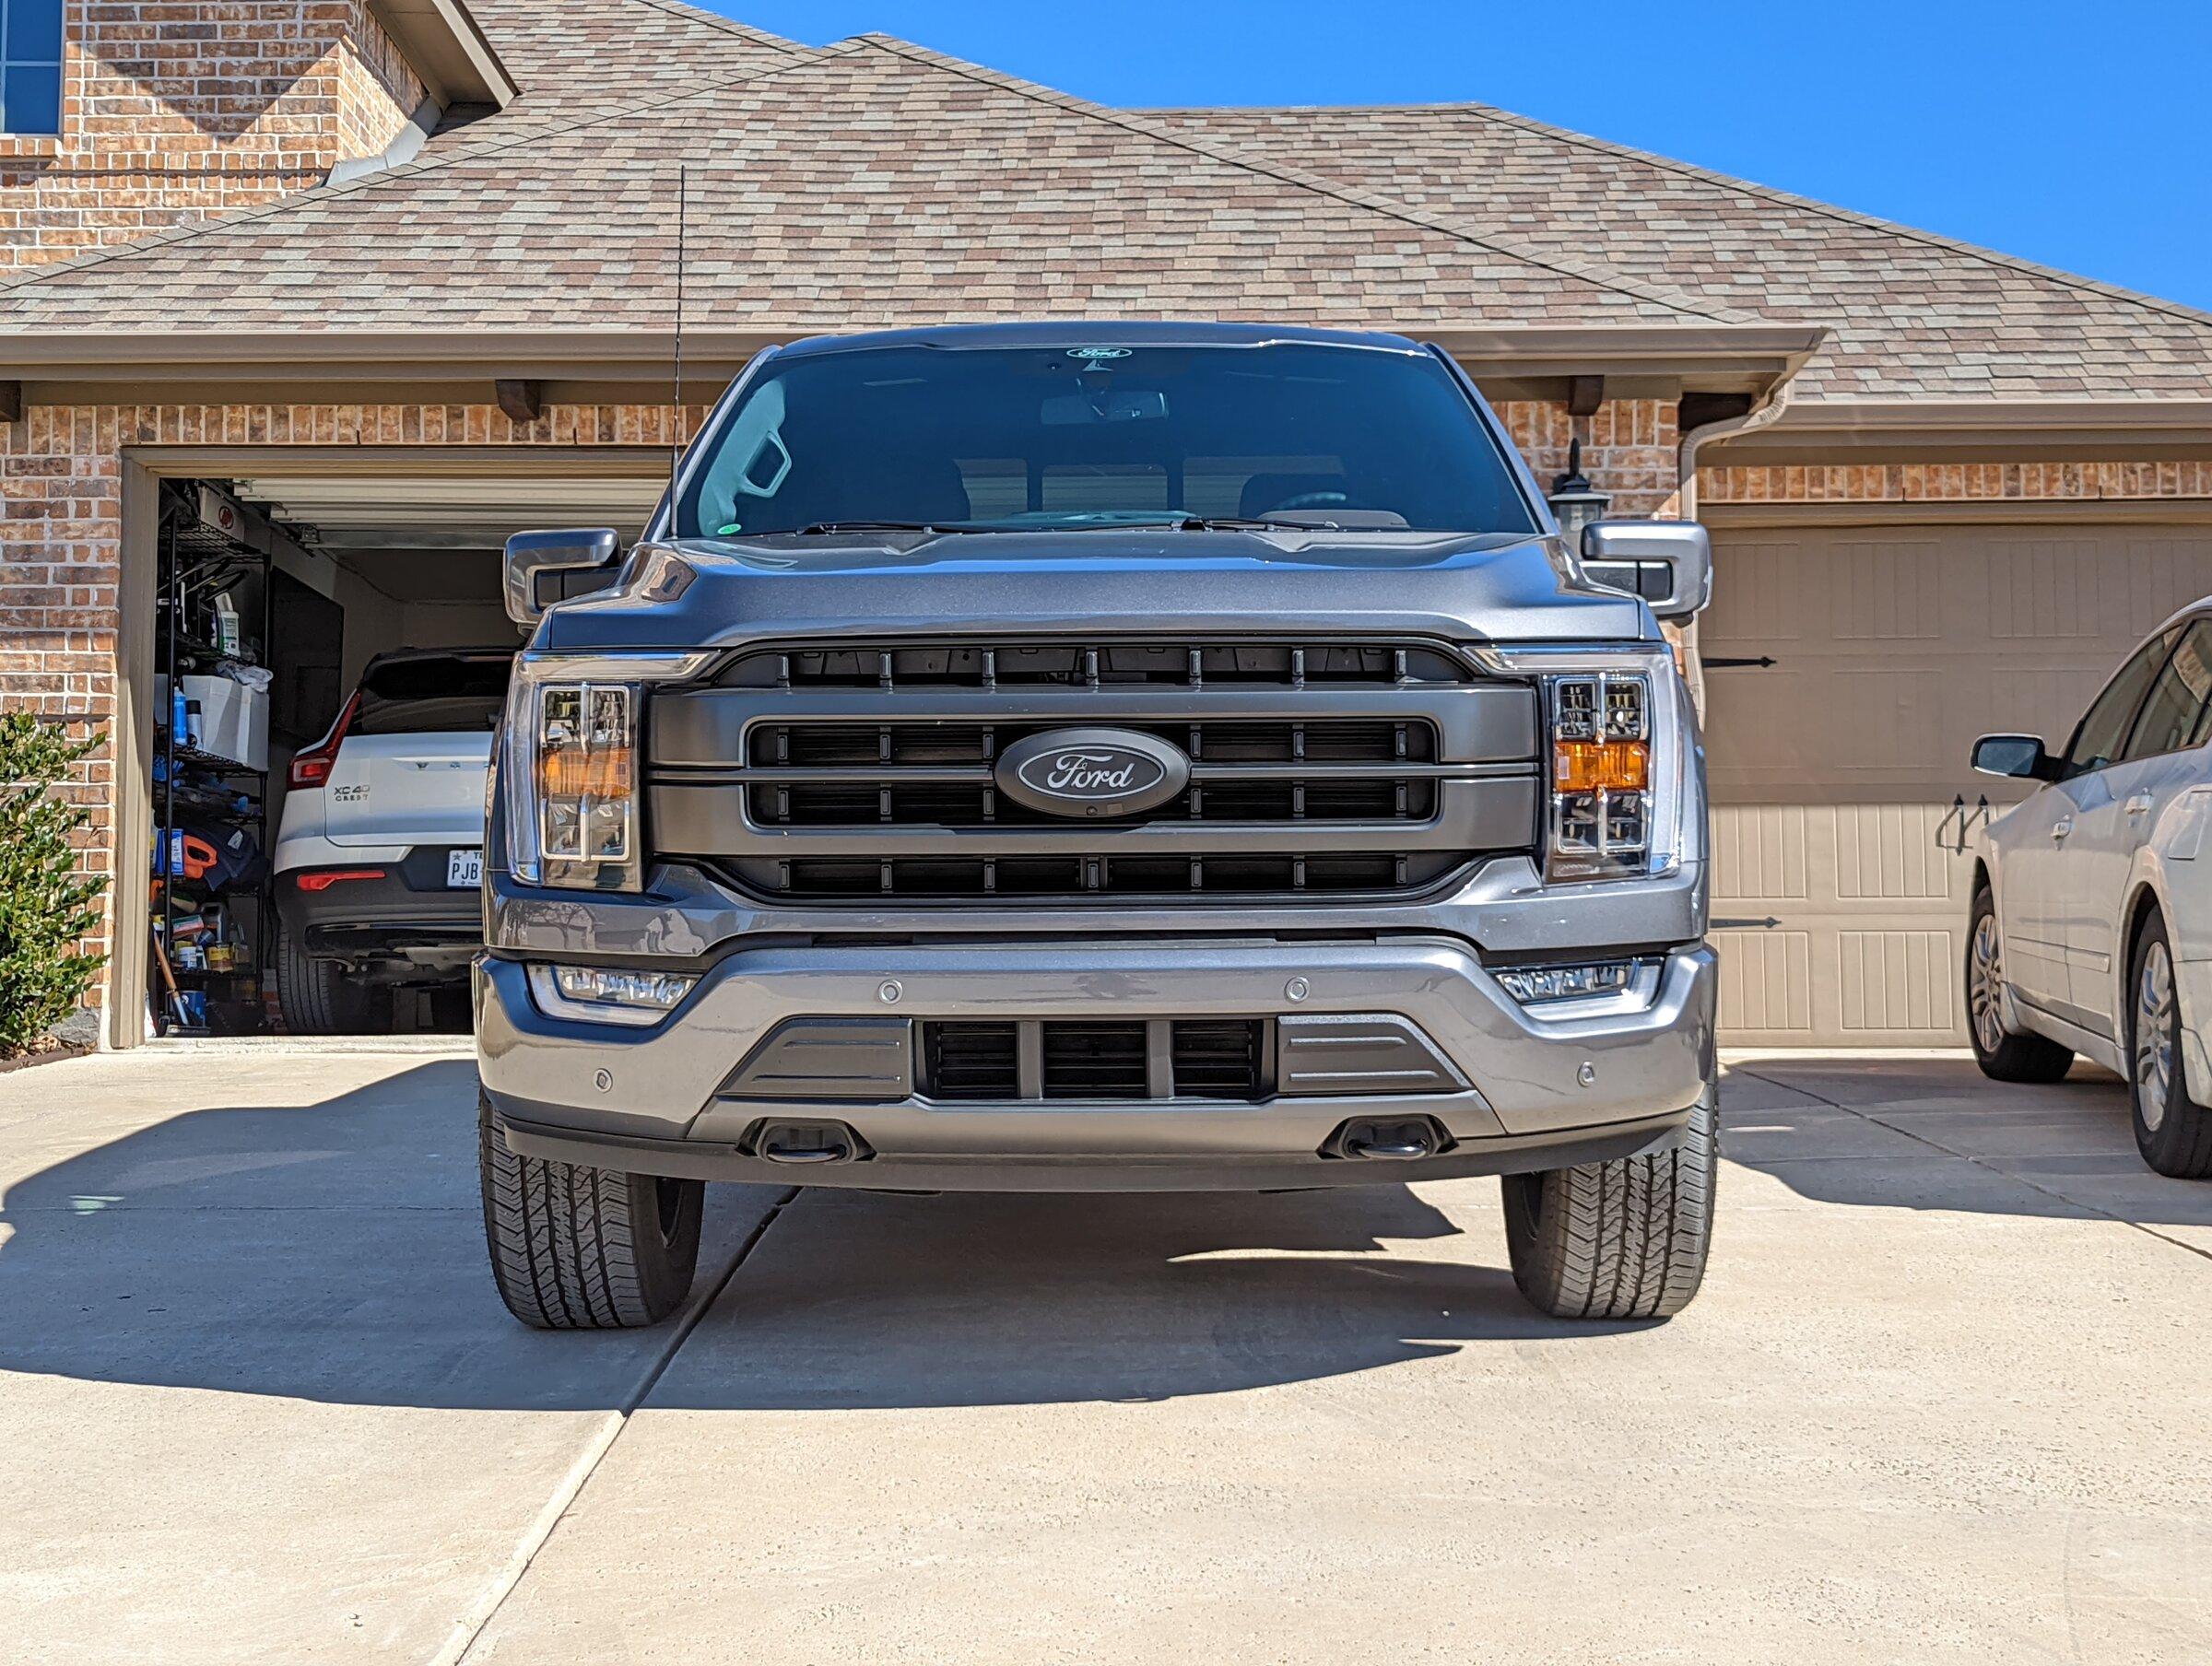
[669,162,688,521]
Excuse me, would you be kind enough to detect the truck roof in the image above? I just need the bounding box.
[772,321,1430,359]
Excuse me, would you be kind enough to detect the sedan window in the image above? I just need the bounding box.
[2065,628,2178,776]
[2123,619,2212,762]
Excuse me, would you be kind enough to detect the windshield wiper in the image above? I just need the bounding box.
[791,521,982,535]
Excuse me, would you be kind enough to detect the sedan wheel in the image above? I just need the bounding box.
[1968,912,2007,1058]
[1964,886,2073,1085]
[2135,937,2176,1135]
[2127,913,2212,1179]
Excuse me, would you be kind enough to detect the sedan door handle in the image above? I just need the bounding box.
[2053,816,2074,840]
[2127,794,2156,817]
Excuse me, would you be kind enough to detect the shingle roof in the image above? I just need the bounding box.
[1143,103,2212,402]
[3,2,2200,408]
[0,37,1740,334]
[438,0,810,141]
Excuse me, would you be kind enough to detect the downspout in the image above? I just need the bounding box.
[1670,375,1798,716]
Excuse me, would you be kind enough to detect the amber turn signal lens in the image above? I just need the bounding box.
[538,745,633,799]
[1553,740,1649,792]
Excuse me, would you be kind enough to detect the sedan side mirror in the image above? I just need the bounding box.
[1971,733,2061,781]
[504,528,622,626]
[1580,521,1712,622]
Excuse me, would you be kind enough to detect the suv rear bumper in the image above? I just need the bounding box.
[477,937,1715,1191]
[277,852,482,969]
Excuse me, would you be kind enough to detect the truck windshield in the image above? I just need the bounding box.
[672,343,1540,540]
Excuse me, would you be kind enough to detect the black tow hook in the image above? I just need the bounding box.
[1324,1116,1451,1162]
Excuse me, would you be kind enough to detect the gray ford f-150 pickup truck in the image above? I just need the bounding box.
[477,322,1720,1330]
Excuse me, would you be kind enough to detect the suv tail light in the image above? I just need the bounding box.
[288,691,360,790]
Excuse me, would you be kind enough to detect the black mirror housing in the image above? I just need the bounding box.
[1971,733,2059,781]
[504,528,622,626]
[1580,521,1713,622]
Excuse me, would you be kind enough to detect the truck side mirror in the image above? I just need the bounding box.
[1971,733,2060,781]
[1580,521,1713,622]
[504,528,622,626]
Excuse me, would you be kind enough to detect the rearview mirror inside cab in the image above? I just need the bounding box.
[1971,733,2061,781]
[1580,521,1712,622]
[503,528,622,626]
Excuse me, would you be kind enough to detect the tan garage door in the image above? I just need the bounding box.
[1703,520,2212,1046]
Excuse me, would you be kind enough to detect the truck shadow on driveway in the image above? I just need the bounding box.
[0,1059,1646,1414]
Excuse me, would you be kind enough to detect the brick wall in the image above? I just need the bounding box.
[0,1,424,270]
[1700,461,2212,505]
[1500,399,1682,518]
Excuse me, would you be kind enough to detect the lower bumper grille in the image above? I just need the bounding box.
[923,1018,1271,1103]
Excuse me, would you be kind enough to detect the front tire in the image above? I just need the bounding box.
[2128,913,2212,1179]
[1966,887,2074,1084]
[478,1093,706,1328]
[1501,1088,1716,1320]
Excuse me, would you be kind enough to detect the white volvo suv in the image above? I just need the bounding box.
[273,648,513,1032]
[1970,604,2212,1178]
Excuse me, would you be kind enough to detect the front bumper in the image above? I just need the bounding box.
[477,936,1715,1191]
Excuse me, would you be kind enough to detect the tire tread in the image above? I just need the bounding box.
[1503,1088,1716,1321]
[477,1093,701,1329]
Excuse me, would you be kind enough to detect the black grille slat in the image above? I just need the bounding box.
[666,638,1537,904]
[1172,1021,1265,1099]
[923,1022,1020,1100]
[725,642,1470,691]
[1041,1023,1148,1099]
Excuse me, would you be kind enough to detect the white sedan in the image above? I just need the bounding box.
[1970,604,2212,1178]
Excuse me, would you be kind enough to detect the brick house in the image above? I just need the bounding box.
[2,0,2208,1048]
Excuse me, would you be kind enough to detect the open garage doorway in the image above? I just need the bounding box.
[129,452,667,1046]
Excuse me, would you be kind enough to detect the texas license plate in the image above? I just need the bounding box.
[447,849,484,888]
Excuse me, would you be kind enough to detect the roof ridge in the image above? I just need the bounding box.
[621,0,813,57]
[0,48,849,300]
[1151,100,2212,334]
[852,35,1753,327]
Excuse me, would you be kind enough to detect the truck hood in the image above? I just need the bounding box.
[531,527,1657,655]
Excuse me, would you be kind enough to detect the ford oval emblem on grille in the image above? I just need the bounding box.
[995,728,1190,819]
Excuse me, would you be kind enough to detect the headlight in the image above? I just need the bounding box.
[500,651,714,891]
[1546,669,1653,881]
[1482,644,1691,885]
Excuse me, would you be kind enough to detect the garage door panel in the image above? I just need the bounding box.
[1830,540,1943,639]
[1707,521,2212,1046]
[1990,539,2101,639]
[1835,804,1957,902]
[1710,805,1808,903]
[1837,930,1957,1036]
[1714,928,1814,1038]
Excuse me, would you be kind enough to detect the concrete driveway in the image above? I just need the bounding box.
[2,1045,2208,1664]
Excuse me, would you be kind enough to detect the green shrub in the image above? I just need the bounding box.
[0,713,109,1056]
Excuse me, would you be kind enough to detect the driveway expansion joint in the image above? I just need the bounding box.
[430,1185,800,1666]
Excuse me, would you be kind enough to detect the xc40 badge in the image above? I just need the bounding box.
[994,728,1190,818]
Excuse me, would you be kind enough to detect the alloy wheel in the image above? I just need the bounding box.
[1969,912,2007,1056]
[2135,939,2176,1134]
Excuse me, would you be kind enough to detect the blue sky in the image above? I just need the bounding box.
[703,0,2212,313]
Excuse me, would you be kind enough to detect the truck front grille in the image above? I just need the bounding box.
[647,638,1542,904]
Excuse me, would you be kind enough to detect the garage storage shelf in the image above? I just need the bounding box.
[151,484,275,1039]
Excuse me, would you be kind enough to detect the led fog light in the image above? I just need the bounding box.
[529,965,697,1027]
[1494,961,1637,1005]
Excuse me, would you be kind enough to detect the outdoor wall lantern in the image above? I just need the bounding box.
[1546,437,1614,538]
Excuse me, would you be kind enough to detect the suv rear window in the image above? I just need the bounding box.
[353,653,514,735]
